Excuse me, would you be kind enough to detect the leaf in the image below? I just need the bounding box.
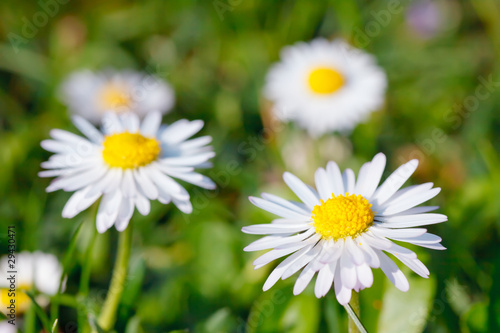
[88,314,106,333]
[25,292,52,333]
[51,319,59,333]
[246,287,293,333]
[279,292,320,333]
[377,272,437,333]
[50,218,87,327]
[461,302,488,333]
[125,316,145,333]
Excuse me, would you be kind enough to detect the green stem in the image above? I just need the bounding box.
[344,291,368,333]
[79,221,97,333]
[97,224,133,331]
[24,303,37,333]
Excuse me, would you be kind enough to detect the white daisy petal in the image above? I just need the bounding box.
[375,213,447,228]
[115,198,134,232]
[161,168,216,190]
[282,242,323,279]
[253,243,309,267]
[345,237,366,265]
[61,186,100,219]
[342,168,355,194]
[96,190,122,233]
[377,250,409,292]
[353,162,371,195]
[249,196,310,219]
[133,168,159,200]
[379,188,441,216]
[293,262,317,295]
[46,164,107,193]
[409,242,446,250]
[334,264,352,305]
[381,183,434,207]
[179,136,212,151]
[391,233,442,244]
[121,169,137,198]
[140,111,162,137]
[172,198,193,214]
[161,120,204,144]
[357,236,380,268]
[340,251,357,289]
[394,256,429,278]
[359,153,386,198]
[326,161,345,195]
[242,223,311,235]
[41,140,76,154]
[87,169,121,197]
[385,243,418,259]
[356,263,373,289]
[315,168,332,200]
[390,205,439,215]
[261,193,310,215]
[315,262,335,298]
[134,192,151,216]
[160,152,215,167]
[371,159,419,206]
[370,226,428,239]
[72,116,104,143]
[283,172,320,209]
[244,229,315,251]
[262,244,314,291]
[147,164,190,201]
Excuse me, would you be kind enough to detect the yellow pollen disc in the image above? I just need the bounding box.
[311,193,374,240]
[1,284,32,314]
[99,84,131,110]
[308,67,345,94]
[102,132,161,169]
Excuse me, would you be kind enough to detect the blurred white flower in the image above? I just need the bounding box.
[243,153,446,304]
[264,39,387,136]
[0,251,62,315]
[60,69,175,123]
[0,320,16,333]
[40,111,215,233]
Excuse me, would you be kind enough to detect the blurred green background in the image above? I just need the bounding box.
[1,0,500,332]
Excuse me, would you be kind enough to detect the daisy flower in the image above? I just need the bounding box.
[242,153,446,305]
[39,111,215,233]
[59,69,175,123]
[264,39,387,136]
[0,252,62,315]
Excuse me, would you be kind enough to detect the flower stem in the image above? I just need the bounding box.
[344,291,368,333]
[97,224,133,331]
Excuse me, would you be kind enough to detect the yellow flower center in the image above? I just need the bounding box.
[1,284,32,314]
[311,193,374,240]
[99,84,131,110]
[308,67,345,94]
[102,132,161,169]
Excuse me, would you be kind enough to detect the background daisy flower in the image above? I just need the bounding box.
[0,252,62,315]
[39,111,215,233]
[242,153,446,305]
[59,69,175,123]
[264,38,387,136]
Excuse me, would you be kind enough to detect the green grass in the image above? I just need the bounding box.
[1,0,500,332]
